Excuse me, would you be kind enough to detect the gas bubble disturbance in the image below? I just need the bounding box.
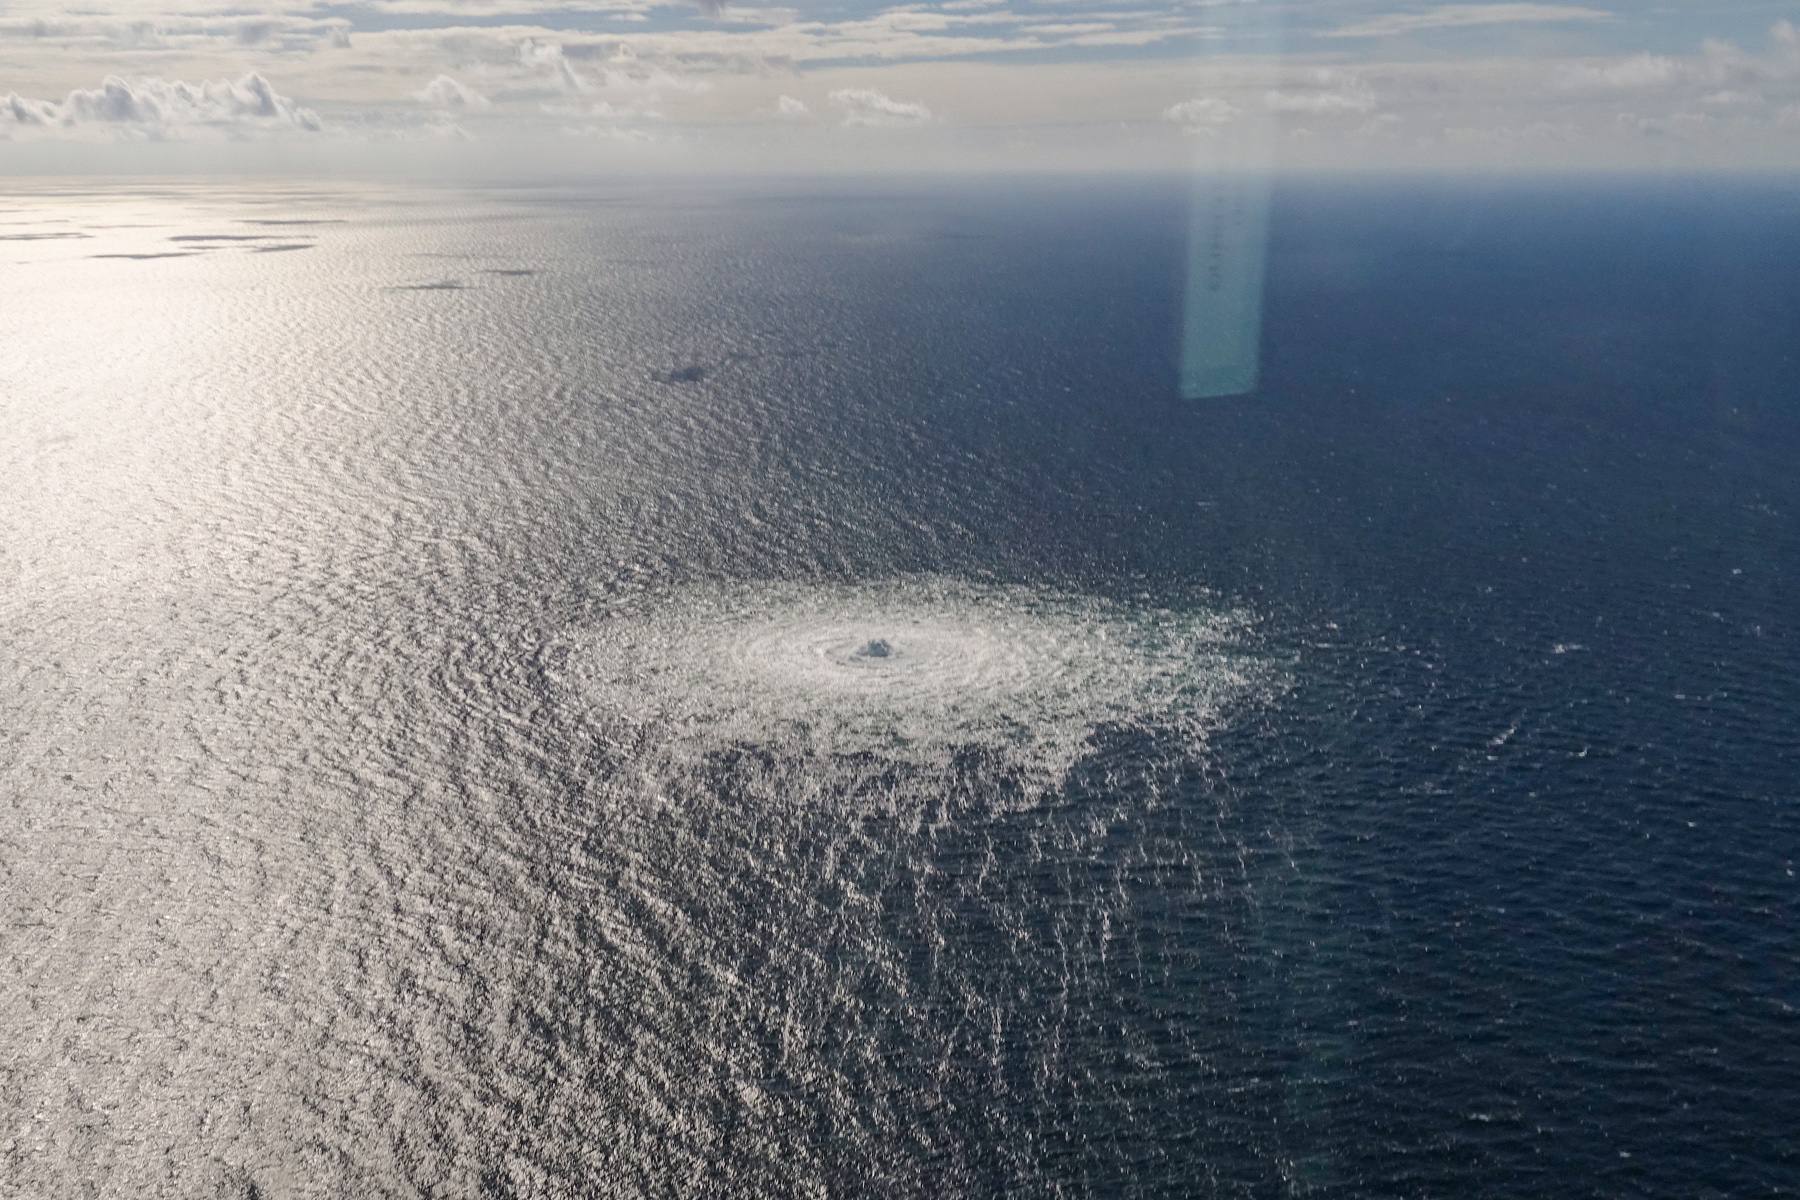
[558,577,1274,793]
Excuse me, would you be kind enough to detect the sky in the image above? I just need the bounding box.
[3,0,1800,173]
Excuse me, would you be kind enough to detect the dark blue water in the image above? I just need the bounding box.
[1178,180,1800,1197]
[777,176,1800,1197]
[2,177,1795,1198]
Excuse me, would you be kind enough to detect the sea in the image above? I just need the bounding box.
[2,175,1796,1198]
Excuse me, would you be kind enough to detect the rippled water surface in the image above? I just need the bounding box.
[2,179,1796,1198]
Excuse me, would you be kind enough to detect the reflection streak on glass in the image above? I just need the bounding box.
[1181,7,1282,400]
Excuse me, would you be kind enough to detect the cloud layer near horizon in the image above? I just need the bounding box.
[3,72,320,139]
[2,5,1799,171]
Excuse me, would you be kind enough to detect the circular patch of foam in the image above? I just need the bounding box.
[561,577,1268,788]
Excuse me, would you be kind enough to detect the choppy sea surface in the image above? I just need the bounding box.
[2,177,1796,1198]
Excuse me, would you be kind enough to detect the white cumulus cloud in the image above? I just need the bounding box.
[1262,69,1379,115]
[518,39,589,96]
[1267,85,1378,113]
[0,72,320,139]
[1163,97,1238,131]
[415,75,491,110]
[829,87,931,126]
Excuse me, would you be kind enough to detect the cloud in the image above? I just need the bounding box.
[1267,90,1378,113]
[543,98,662,121]
[1266,72,1378,113]
[415,75,491,110]
[1563,53,1681,91]
[0,13,351,52]
[828,87,930,126]
[517,38,589,95]
[1325,4,1612,39]
[1163,97,1238,131]
[592,45,713,95]
[1,72,320,139]
[3,5,1798,171]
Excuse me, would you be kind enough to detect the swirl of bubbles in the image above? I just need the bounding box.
[561,577,1268,790]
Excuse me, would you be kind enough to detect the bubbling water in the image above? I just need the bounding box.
[562,577,1267,791]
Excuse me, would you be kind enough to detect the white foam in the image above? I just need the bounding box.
[560,577,1269,790]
